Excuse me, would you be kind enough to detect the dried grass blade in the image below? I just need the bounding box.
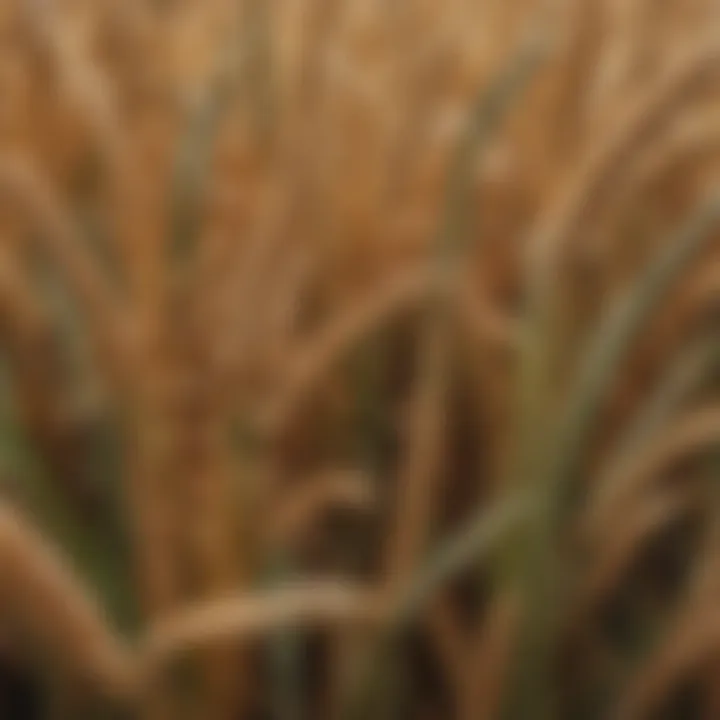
[0,503,135,698]
[504,195,720,720]
[0,159,129,387]
[586,406,720,540]
[143,582,385,673]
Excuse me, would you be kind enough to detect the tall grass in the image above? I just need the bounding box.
[0,1,719,718]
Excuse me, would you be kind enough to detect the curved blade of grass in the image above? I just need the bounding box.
[434,29,551,265]
[586,406,720,540]
[503,194,720,720]
[0,360,137,632]
[393,494,533,627]
[169,0,280,262]
[612,410,720,718]
[514,39,720,470]
[339,491,532,720]
[337,24,552,719]
[349,25,550,718]
[548,196,720,506]
[582,336,720,533]
[608,337,720,473]
[0,161,128,389]
[613,551,720,720]
[169,0,276,262]
[388,2,550,575]
[0,503,136,699]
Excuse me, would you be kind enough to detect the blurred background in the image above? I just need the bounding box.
[0,0,719,718]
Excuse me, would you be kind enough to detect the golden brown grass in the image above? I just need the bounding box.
[1,0,720,718]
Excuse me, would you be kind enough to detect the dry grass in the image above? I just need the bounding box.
[0,0,720,718]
